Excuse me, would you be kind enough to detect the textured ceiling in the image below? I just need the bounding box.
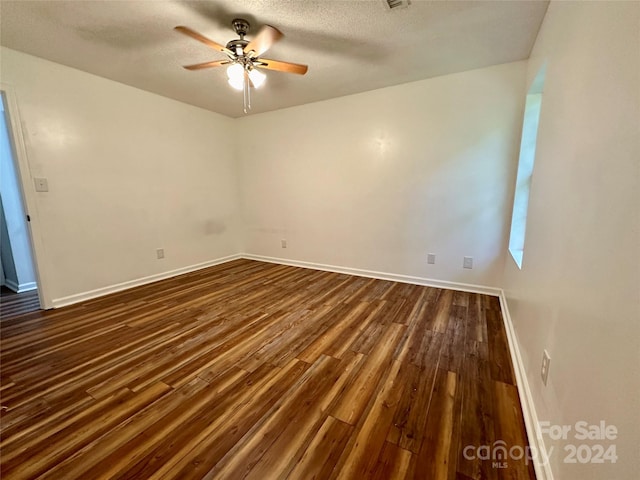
[0,0,549,118]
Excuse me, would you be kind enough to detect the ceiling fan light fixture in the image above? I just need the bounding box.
[227,63,244,81]
[227,63,245,90]
[228,77,244,91]
[248,68,266,88]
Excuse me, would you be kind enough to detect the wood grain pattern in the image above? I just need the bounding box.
[0,259,535,479]
[0,287,40,319]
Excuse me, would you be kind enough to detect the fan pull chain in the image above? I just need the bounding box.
[243,70,251,114]
[247,75,251,113]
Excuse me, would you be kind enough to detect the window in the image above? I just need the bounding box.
[508,65,545,268]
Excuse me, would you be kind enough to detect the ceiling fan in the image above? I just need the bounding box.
[175,19,308,113]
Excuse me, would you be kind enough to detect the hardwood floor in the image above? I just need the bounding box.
[0,259,535,479]
[0,286,40,319]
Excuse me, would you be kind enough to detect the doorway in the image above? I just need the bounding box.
[0,91,41,317]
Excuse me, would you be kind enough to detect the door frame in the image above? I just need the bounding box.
[1,83,52,309]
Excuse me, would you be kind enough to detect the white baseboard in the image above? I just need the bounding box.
[50,253,501,308]
[3,279,37,293]
[242,253,502,297]
[51,254,242,308]
[498,291,554,480]
[3,279,19,292]
[17,281,37,293]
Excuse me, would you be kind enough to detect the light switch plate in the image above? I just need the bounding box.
[34,177,49,192]
[541,350,551,385]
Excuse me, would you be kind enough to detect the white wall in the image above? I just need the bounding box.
[502,2,640,478]
[236,61,526,288]
[0,47,241,306]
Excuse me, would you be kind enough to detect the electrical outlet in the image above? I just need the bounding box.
[34,177,49,192]
[463,256,473,269]
[281,239,287,248]
[541,350,551,385]
[427,253,436,264]
[156,248,164,259]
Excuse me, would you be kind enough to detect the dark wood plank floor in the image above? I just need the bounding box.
[0,259,535,479]
[0,286,40,319]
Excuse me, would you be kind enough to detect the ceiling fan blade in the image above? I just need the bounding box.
[174,26,234,57]
[255,58,308,75]
[245,25,283,58]
[183,59,230,70]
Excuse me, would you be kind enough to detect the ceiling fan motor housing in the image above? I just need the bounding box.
[232,18,250,38]
[228,19,251,57]
[226,38,249,54]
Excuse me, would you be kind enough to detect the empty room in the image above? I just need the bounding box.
[0,1,638,479]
